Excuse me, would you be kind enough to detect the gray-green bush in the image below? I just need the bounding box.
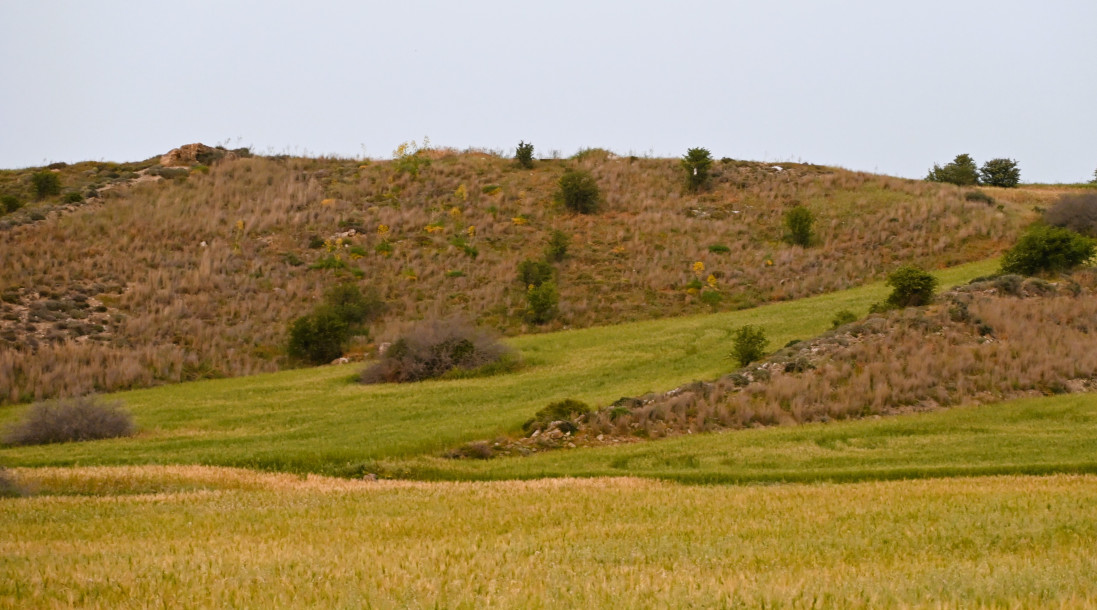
[360,319,511,383]
[2,396,136,446]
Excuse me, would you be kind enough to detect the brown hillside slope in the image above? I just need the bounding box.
[0,150,1050,402]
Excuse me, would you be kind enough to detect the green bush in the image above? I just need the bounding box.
[784,205,814,247]
[681,147,714,192]
[731,325,768,367]
[555,169,600,214]
[926,154,979,186]
[287,307,350,364]
[1044,193,1097,237]
[515,141,534,169]
[31,171,62,199]
[1,195,21,214]
[523,398,592,433]
[1000,223,1096,276]
[884,265,938,308]
[2,396,136,446]
[831,309,858,330]
[526,280,559,324]
[517,259,554,287]
[708,244,730,254]
[979,158,1020,187]
[323,283,386,327]
[63,191,84,203]
[360,319,512,383]
[544,230,570,262]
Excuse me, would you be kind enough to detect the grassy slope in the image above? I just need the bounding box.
[2,257,1049,477]
[3,468,1097,608]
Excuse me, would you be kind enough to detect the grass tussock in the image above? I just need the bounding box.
[0,152,1043,402]
[2,396,136,446]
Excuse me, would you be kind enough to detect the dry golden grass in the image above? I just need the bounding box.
[3,466,1097,608]
[0,153,1040,402]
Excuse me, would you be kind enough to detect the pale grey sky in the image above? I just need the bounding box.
[2,1,1095,182]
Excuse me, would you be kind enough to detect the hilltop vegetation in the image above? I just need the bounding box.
[0,146,1058,402]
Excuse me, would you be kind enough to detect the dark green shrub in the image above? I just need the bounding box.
[544,230,570,262]
[964,190,995,205]
[287,306,350,364]
[515,140,535,169]
[31,171,62,199]
[1000,224,1096,276]
[360,319,512,383]
[526,280,559,324]
[555,169,600,214]
[831,309,858,329]
[731,325,768,367]
[979,158,1020,188]
[682,147,714,192]
[708,244,730,254]
[517,259,554,287]
[884,265,938,308]
[926,154,979,186]
[1044,193,1097,237]
[323,283,386,327]
[523,399,592,433]
[784,205,814,247]
[700,290,722,309]
[63,191,84,203]
[2,396,136,446]
[1,195,21,214]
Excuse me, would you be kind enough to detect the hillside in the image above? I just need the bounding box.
[0,146,1055,402]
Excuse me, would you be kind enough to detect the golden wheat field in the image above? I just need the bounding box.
[2,467,1096,609]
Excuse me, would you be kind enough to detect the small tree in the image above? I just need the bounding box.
[884,265,938,308]
[555,169,600,214]
[544,229,570,262]
[926,154,979,186]
[731,325,768,367]
[517,259,554,287]
[526,280,559,324]
[31,171,62,199]
[287,307,350,364]
[515,141,535,169]
[979,158,1020,188]
[784,205,814,247]
[1000,223,1096,276]
[682,147,714,192]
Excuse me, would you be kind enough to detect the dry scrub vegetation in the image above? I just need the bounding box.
[0,149,1038,402]
[497,270,1097,452]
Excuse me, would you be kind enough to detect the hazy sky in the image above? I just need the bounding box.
[2,1,1095,182]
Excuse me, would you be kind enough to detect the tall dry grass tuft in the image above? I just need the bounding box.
[0,153,1035,402]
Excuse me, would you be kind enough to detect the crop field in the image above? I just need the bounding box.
[3,468,1096,608]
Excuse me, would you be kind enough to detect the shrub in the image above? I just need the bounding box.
[1000,223,1096,276]
[964,189,995,205]
[831,309,858,329]
[544,230,570,262]
[31,171,62,199]
[1,195,21,214]
[360,319,511,383]
[515,141,535,169]
[517,259,554,287]
[784,205,814,247]
[926,154,979,186]
[2,396,136,446]
[287,306,350,364]
[555,169,600,214]
[731,325,768,367]
[884,265,938,308]
[523,398,592,433]
[681,147,714,192]
[526,280,559,324]
[708,244,730,254]
[63,191,84,203]
[979,158,1020,187]
[1044,193,1097,237]
[323,283,385,327]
